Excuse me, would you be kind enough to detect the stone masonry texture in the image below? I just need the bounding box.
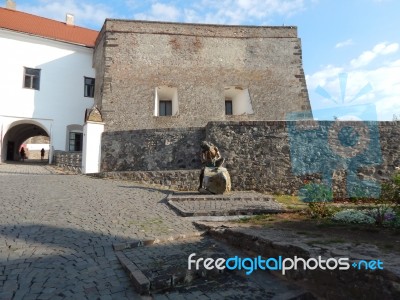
[101,120,400,198]
[205,120,397,195]
[93,20,311,131]
[101,127,205,172]
[53,150,82,173]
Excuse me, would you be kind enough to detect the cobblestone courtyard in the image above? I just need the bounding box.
[0,163,199,299]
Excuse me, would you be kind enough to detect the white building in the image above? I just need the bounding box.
[0,3,98,162]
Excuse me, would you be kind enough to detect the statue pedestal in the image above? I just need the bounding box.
[201,167,231,194]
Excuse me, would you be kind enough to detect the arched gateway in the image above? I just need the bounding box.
[1,119,51,162]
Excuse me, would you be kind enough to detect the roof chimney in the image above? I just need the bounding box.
[66,13,74,26]
[6,0,16,10]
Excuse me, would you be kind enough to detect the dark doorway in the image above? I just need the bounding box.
[6,141,15,161]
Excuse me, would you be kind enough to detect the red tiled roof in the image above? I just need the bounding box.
[0,7,98,47]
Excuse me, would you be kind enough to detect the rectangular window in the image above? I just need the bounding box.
[69,132,83,151]
[84,77,95,98]
[24,67,41,90]
[225,100,233,115]
[159,100,172,116]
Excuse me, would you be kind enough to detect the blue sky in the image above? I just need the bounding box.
[9,0,400,120]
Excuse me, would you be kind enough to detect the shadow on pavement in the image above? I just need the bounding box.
[0,223,140,299]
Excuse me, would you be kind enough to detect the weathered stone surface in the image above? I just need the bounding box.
[199,222,400,300]
[53,150,82,173]
[118,236,309,297]
[206,120,400,197]
[167,191,285,216]
[85,106,103,122]
[202,167,231,194]
[101,127,205,172]
[93,21,311,131]
[96,170,200,191]
[99,120,400,198]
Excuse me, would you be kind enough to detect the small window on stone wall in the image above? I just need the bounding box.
[224,86,254,115]
[225,100,233,115]
[159,100,172,116]
[154,86,178,116]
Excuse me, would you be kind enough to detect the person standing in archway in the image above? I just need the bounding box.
[40,148,45,160]
[20,147,25,162]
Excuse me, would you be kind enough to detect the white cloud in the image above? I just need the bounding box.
[134,3,181,22]
[192,0,308,24]
[16,0,316,27]
[306,65,344,91]
[380,43,399,54]
[335,39,354,48]
[307,45,400,120]
[350,42,399,68]
[18,0,113,29]
[131,0,314,25]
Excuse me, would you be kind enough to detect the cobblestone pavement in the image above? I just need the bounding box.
[0,162,56,176]
[117,236,309,299]
[0,163,199,300]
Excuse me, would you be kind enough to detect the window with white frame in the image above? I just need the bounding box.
[24,67,41,90]
[84,77,95,98]
[154,86,178,116]
[224,86,254,115]
[69,132,83,151]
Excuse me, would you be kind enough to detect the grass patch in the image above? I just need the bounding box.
[237,214,277,224]
[274,195,307,211]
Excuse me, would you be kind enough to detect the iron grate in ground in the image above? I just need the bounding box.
[166,191,286,217]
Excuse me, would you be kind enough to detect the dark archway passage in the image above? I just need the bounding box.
[3,122,49,162]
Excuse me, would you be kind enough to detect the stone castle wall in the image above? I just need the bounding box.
[206,121,400,195]
[101,127,205,172]
[94,21,311,132]
[101,121,400,197]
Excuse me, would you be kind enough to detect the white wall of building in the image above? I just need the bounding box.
[0,29,94,161]
[26,144,50,151]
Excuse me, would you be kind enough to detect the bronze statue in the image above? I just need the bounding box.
[198,141,224,191]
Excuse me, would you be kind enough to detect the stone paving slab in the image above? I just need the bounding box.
[167,191,286,217]
[112,231,205,251]
[195,221,400,300]
[115,235,313,299]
